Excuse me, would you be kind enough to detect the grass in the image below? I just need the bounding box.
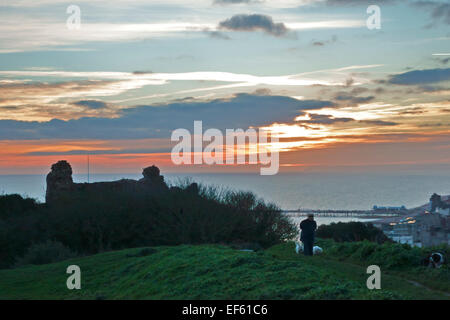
[0,242,448,300]
[312,239,450,293]
[267,241,449,299]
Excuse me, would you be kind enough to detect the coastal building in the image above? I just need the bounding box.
[379,217,415,246]
[411,213,450,247]
[374,202,450,247]
[373,205,406,211]
[435,196,450,216]
[428,194,450,215]
[437,206,450,216]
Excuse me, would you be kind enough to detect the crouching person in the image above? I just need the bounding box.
[300,213,317,256]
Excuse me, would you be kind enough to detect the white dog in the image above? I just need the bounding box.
[313,246,323,255]
[295,241,323,255]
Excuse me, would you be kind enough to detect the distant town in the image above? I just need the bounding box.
[374,194,450,247]
[284,194,450,248]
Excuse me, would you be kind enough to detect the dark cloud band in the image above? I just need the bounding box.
[388,68,450,85]
[0,94,334,140]
[218,14,289,37]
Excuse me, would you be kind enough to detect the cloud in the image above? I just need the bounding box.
[0,68,367,121]
[388,68,450,85]
[0,13,361,53]
[416,85,449,92]
[0,94,335,140]
[299,113,354,125]
[133,71,154,75]
[27,148,172,156]
[0,18,217,53]
[359,120,398,126]
[214,0,257,4]
[413,1,450,27]
[0,79,161,121]
[203,29,231,40]
[0,70,349,86]
[437,57,450,65]
[72,100,109,109]
[294,113,398,126]
[218,14,290,37]
[334,94,375,104]
[252,88,272,95]
[0,70,354,105]
[398,107,425,115]
[311,35,338,47]
[323,0,398,6]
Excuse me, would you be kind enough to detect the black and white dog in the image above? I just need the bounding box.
[422,252,446,268]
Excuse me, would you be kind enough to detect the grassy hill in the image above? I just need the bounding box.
[0,242,448,300]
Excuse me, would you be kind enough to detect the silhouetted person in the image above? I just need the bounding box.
[300,214,317,256]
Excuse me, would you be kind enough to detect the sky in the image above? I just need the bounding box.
[0,0,449,175]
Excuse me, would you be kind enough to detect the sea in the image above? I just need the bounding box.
[1,172,449,226]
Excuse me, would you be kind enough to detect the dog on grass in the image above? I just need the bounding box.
[422,252,446,268]
[295,241,323,255]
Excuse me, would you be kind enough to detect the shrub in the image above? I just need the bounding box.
[316,238,450,292]
[0,194,39,219]
[319,238,449,270]
[0,181,297,268]
[316,221,390,243]
[14,240,78,267]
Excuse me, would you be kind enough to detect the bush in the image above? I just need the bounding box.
[14,240,78,267]
[0,182,296,268]
[316,221,391,243]
[0,194,39,219]
[318,238,449,270]
[316,238,450,292]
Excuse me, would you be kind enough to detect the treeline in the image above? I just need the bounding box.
[316,221,391,243]
[0,183,296,269]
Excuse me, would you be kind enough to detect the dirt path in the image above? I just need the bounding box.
[406,279,450,297]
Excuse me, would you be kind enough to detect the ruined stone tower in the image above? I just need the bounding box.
[45,160,74,204]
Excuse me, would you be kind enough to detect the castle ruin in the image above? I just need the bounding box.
[45,160,170,204]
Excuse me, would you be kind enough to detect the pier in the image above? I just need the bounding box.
[282,209,403,218]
